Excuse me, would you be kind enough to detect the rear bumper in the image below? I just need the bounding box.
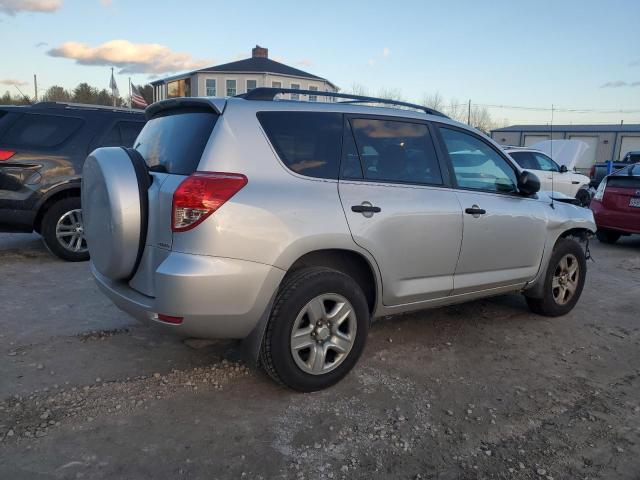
[92,252,285,339]
[591,200,640,234]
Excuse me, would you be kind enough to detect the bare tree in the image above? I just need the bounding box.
[376,87,404,101]
[421,92,445,112]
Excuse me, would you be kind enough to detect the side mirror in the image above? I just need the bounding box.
[559,165,568,173]
[518,170,541,196]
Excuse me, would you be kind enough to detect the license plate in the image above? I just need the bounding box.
[630,197,640,208]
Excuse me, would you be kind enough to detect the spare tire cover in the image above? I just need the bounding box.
[82,147,148,280]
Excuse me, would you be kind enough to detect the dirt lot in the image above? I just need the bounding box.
[0,232,639,479]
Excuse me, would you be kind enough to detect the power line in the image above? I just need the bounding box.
[452,102,640,114]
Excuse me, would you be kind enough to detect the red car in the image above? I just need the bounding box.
[590,163,640,243]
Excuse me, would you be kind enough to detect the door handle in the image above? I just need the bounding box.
[465,206,486,215]
[351,205,381,213]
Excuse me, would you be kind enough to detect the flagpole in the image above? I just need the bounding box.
[111,67,115,107]
[129,77,132,111]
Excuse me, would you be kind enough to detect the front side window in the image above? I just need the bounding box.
[349,118,443,185]
[205,79,216,96]
[440,127,518,193]
[226,79,236,97]
[508,151,537,170]
[290,83,300,100]
[246,79,257,92]
[308,85,318,102]
[257,111,342,179]
[533,152,559,172]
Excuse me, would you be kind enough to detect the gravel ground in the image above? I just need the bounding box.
[0,232,639,479]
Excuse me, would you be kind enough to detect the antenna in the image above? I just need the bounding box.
[550,104,555,209]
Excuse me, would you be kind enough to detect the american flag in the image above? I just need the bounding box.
[131,84,148,108]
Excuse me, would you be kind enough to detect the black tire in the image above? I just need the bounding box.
[260,267,370,392]
[41,197,89,262]
[596,229,621,244]
[525,238,586,317]
[575,189,591,207]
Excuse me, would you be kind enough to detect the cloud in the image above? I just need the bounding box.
[100,0,111,5]
[367,59,375,67]
[0,78,29,86]
[600,80,628,88]
[0,0,62,15]
[382,47,390,57]
[630,59,640,67]
[632,81,640,87]
[47,39,212,74]
[296,59,313,67]
[35,41,47,47]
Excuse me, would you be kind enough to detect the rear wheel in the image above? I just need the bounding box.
[260,267,369,392]
[525,238,586,317]
[41,197,89,262]
[596,229,621,244]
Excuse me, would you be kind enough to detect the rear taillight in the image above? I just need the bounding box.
[157,313,183,324]
[172,172,248,232]
[0,150,15,161]
[594,179,607,201]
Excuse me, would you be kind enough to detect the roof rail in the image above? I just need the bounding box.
[32,101,143,113]
[237,88,449,118]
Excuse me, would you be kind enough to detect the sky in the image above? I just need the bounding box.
[1,0,639,125]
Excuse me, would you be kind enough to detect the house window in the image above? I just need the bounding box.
[291,83,300,100]
[167,78,191,98]
[205,79,216,96]
[308,85,318,102]
[246,79,257,92]
[226,79,236,97]
[272,81,282,88]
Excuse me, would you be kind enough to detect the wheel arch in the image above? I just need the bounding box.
[285,248,379,315]
[34,184,81,233]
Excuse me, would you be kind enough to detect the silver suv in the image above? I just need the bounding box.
[82,89,596,391]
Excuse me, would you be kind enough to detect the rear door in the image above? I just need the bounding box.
[338,116,462,305]
[436,125,548,294]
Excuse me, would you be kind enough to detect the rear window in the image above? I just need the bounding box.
[608,165,640,188]
[257,111,343,179]
[2,113,83,148]
[134,108,217,174]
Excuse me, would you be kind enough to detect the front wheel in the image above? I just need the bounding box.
[525,238,587,317]
[260,267,370,392]
[41,197,89,262]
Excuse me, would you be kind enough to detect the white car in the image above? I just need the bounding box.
[504,147,591,205]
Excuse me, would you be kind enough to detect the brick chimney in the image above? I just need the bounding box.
[252,45,268,58]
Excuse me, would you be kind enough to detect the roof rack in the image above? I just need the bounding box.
[32,101,143,113]
[237,88,449,118]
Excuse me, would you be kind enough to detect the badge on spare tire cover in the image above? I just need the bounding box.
[81,147,150,281]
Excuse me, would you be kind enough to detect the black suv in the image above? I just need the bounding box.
[0,102,145,261]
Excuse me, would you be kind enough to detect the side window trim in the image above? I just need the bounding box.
[340,113,452,188]
[432,122,522,196]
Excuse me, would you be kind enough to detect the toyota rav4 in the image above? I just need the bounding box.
[82,89,596,391]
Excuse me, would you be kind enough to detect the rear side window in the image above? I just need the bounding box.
[257,111,343,179]
[3,113,83,148]
[134,108,217,174]
[349,118,442,185]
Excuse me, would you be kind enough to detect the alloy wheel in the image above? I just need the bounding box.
[290,293,357,375]
[55,209,88,253]
[552,253,580,305]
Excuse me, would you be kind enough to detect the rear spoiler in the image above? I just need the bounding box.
[145,97,226,120]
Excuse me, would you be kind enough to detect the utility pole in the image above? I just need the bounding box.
[33,74,38,102]
[467,99,471,126]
